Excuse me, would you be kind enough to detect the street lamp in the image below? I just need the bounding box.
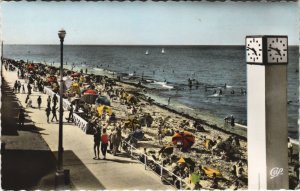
[57,29,66,179]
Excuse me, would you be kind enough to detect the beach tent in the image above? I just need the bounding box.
[172,131,195,149]
[97,105,112,116]
[202,166,222,178]
[95,96,111,106]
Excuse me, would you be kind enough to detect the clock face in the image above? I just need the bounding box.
[246,37,263,63]
[267,37,288,63]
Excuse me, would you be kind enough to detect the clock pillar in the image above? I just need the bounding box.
[246,35,288,190]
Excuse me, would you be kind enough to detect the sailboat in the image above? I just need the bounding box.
[145,50,149,55]
[161,48,165,54]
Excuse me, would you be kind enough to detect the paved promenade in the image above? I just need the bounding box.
[2,67,174,190]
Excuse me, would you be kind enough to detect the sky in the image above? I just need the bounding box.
[1,1,298,45]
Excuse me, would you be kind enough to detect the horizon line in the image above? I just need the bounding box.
[3,43,300,47]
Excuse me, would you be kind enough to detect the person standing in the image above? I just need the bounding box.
[93,126,101,160]
[18,108,25,128]
[45,106,51,123]
[230,115,235,127]
[101,128,109,159]
[17,81,21,93]
[37,96,42,109]
[51,105,58,122]
[288,138,293,163]
[168,97,171,105]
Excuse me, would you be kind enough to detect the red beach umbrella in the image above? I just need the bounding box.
[84,89,97,95]
[172,131,195,149]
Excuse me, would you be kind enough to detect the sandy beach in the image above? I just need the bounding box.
[2,58,299,190]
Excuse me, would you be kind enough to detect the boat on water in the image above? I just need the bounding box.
[161,48,165,54]
[145,50,149,55]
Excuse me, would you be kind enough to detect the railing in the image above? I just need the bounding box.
[120,139,189,190]
[73,113,88,133]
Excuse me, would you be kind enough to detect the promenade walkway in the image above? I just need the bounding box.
[2,67,174,190]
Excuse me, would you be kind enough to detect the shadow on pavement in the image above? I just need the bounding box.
[1,149,57,190]
[58,150,106,190]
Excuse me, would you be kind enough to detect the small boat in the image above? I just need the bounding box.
[145,50,149,55]
[161,48,165,54]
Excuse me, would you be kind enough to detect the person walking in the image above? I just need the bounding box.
[67,103,74,122]
[22,84,25,94]
[53,94,58,107]
[93,126,101,160]
[37,96,42,109]
[51,105,58,122]
[45,106,51,123]
[18,108,25,128]
[27,83,32,95]
[101,128,109,159]
[47,95,51,108]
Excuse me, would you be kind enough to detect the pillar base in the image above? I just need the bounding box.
[55,169,70,188]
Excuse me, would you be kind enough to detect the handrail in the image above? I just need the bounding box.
[120,139,189,190]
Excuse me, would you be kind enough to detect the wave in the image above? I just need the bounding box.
[152,81,174,89]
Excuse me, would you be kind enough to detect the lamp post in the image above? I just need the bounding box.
[57,29,66,174]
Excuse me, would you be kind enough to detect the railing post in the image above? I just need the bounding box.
[180,178,182,190]
[160,164,163,178]
[144,154,147,170]
[130,145,133,159]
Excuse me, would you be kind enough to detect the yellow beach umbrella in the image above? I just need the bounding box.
[97,105,112,116]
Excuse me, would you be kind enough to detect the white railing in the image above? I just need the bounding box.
[73,113,88,133]
[120,139,190,190]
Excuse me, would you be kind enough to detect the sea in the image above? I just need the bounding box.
[3,45,299,139]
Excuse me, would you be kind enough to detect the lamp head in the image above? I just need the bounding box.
[58,29,66,41]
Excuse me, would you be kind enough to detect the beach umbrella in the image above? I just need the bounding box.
[81,94,98,104]
[97,105,112,116]
[176,157,195,167]
[190,172,200,184]
[84,89,97,95]
[202,166,222,178]
[95,96,111,106]
[172,131,195,149]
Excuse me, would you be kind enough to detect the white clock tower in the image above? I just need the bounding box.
[246,35,289,189]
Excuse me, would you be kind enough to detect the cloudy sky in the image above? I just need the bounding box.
[1,1,298,45]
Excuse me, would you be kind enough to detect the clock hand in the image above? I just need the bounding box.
[247,47,257,56]
[269,46,281,56]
